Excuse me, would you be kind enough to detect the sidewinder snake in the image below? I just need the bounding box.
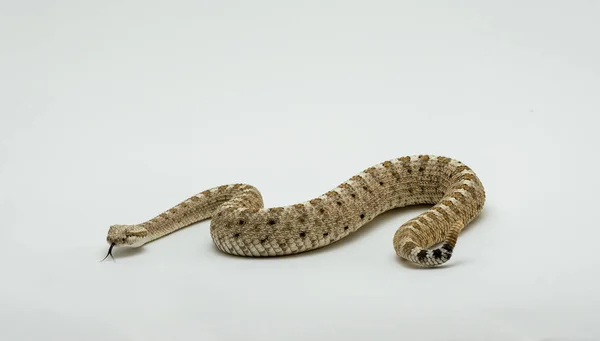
[105,155,485,267]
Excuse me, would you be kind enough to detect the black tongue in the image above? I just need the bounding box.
[100,243,116,262]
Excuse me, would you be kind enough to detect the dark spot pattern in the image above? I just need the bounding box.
[441,244,453,252]
[165,157,485,267]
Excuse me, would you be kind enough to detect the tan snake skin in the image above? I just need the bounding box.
[106,155,485,266]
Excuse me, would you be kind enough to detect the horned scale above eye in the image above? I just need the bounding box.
[105,155,485,267]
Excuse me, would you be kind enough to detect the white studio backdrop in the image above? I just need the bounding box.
[1,1,599,341]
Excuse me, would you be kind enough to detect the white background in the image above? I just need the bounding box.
[1,1,599,340]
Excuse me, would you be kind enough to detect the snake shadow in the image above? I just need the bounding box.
[208,204,488,269]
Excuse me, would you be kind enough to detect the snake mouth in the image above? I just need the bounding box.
[100,243,116,262]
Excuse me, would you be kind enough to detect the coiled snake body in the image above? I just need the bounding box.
[106,155,485,267]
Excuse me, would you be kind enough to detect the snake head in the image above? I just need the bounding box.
[107,225,149,247]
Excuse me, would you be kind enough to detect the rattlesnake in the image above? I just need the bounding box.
[105,155,485,266]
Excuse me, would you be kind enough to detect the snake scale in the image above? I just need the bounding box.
[105,155,486,267]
